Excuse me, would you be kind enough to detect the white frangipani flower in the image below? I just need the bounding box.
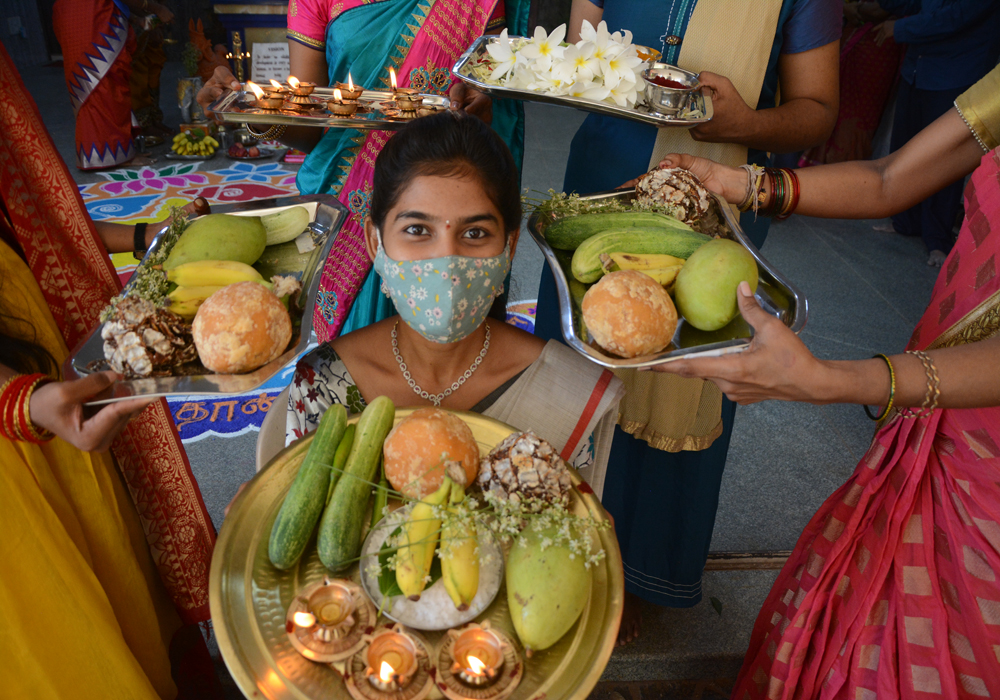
[567,79,610,101]
[518,24,567,71]
[579,20,618,62]
[553,42,601,83]
[608,75,640,107]
[601,46,643,90]
[485,29,518,80]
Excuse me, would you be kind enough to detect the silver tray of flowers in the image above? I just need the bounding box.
[451,24,712,127]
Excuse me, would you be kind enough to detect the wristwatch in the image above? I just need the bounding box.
[133,222,148,261]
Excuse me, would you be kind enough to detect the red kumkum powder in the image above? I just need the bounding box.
[648,75,690,89]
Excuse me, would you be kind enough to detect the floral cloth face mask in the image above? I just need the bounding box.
[373,231,511,343]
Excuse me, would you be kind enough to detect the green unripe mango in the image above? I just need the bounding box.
[164,214,267,270]
[674,238,759,331]
[506,525,591,653]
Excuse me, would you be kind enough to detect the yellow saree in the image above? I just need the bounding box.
[0,240,179,700]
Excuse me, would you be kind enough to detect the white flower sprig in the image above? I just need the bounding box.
[474,20,646,108]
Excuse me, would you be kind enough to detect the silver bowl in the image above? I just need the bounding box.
[642,63,700,115]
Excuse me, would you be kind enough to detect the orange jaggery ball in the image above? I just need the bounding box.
[383,407,480,498]
[582,269,678,358]
[192,281,291,373]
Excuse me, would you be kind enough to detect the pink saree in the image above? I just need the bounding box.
[733,150,1000,699]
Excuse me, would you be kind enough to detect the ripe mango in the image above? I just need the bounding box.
[506,525,591,653]
[164,214,267,270]
[674,239,759,331]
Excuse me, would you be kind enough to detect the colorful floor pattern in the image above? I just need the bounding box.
[82,160,536,443]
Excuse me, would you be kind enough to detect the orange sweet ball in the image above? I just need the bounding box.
[582,269,678,358]
[383,407,480,498]
[192,281,292,373]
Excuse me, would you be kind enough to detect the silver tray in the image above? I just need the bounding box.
[67,195,347,402]
[527,191,808,368]
[451,36,713,127]
[208,85,451,131]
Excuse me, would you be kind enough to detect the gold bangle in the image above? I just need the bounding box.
[902,350,940,419]
[244,123,286,141]
[864,354,895,421]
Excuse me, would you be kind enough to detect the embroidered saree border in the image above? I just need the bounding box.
[286,29,325,50]
[0,43,215,624]
[619,418,724,453]
[927,288,1000,350]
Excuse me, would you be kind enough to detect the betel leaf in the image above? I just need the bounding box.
[710,596,723,617]
[377,525,443,598]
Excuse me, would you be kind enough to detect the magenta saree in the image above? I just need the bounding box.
[733,150,1000,699]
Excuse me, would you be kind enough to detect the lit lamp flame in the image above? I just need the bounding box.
[389,67,397,90]
[334,88,343,102]
[270,79,283,90]
[288,75,300,89]
[246,81,264,100]
[467,655,486,676]
[293,611,316,628]
[379,661,395,683]
[348,73,354,91]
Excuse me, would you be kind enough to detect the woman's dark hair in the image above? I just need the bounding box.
[0,301,57,376]
[369,111,522,233]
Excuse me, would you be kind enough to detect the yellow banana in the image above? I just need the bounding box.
[395,476,452,600]
[602,252,687,273]
[167,285,226,303]
[164,260,264,287]
[163,298,202,320]
[440,476,479,611]
[637,265,683,287]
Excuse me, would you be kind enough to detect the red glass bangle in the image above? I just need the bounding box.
[20,376,55,443]
[1,375,33,440]
[776,168,800,220]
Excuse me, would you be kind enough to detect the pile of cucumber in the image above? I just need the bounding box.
[268,397,396,572]
[544,211,712,283]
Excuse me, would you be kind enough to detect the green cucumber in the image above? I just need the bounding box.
[371,455,389,529]
[571,228,712,283]
[318,396,396,572]
[327,423,356,505]
[268,404,348,570]
[544,211,693,250]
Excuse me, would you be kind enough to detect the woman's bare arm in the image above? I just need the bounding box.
[658,107,985,219]
[654,283,1000,410]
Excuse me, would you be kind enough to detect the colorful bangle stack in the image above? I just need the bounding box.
[0,373,55,443]
[741,167,802,219]
[864,354,896,421]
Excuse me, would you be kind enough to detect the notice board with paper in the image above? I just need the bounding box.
[251,43,291,83]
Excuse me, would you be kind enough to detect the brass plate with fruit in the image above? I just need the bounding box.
[211,409,623,700]
[527,189,808,368]
[67,195,347,402]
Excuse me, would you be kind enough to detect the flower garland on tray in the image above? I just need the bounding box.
[474,21,646,108]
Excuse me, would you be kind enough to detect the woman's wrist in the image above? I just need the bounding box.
[817,358,894,406]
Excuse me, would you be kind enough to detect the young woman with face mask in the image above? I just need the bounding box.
[285,112,625,494]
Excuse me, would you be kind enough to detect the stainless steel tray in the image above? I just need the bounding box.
[68,195,347,402]
[208,85,450,131]
[527,191,808,368]
[451,36,713,127]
